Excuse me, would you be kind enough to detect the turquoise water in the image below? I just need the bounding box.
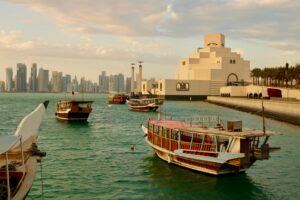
[0,93,299,200]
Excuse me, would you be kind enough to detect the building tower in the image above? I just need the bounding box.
[16,63,27,92]
[130,63,135,95]
[5,67,13,92]
[30,63,37,92]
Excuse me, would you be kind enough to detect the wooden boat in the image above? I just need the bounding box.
[142,116,278,175]
[0,100,48,199]
[127,98,163,112]
[55,100,93,121]
[107,94,129,104]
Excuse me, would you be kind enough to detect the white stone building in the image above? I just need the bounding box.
[142,33,251,100]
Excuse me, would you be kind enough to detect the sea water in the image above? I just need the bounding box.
[0,93,299,200]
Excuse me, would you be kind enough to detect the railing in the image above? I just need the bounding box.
[147,131,216,153]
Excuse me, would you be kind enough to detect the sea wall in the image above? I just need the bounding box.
[207,96,300,126]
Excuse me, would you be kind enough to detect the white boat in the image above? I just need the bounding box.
[0,101,49,199]
[142,116,279,175]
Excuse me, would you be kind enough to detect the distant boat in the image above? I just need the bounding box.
[107,94,129,104]
[142,116,278,175]
[127,98,163,112]
[0,100,48,199]
[55,100,93,121]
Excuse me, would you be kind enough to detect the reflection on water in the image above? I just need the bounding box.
[0,93,299,199]
[144,155,268,200]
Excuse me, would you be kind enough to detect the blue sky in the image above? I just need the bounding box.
[0,0,299,82]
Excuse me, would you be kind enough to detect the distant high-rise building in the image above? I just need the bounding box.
[5,67,13,92]
[0,81,5,92]
[125,77,131,94]
[51,71,63,92]
[37,68,49,92]
[16,63,27,92]
[108,73,125,93]
[29,63,37,92]
[99,71,109,93]
[65,74,72,92]
[118,73,125,93]
[72,76,79,92]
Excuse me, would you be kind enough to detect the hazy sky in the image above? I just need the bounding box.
[0,0,299,82]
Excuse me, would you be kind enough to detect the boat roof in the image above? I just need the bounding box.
[0,135,18,154]
[58,100,94,103]
[130,98,161,101]
[148,119,274,138]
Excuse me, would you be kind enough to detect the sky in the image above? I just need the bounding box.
[0,0,299,82]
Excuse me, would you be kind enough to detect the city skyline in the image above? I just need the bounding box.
[0,0,300,82]
[1,63,131,93]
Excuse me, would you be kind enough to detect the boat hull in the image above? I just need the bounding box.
[146,138,245,175]
[55,112,91,121]
[129,105,159,112]
[12,157,38,200]
[107,95,128,104]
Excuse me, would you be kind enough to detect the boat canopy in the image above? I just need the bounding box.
[149,119,274,138]
[58,100,94,104]
[182,127,275,138]
[148,119,190,129]
[0,135,18,155]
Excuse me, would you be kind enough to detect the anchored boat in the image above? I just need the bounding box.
[0,100,48,199]
[55,100,93,121]
[127,98,164,112]
[107,94,129,104]
[142,116,278,175]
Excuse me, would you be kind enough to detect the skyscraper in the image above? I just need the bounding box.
[37,68,49,92]
[125,77,131,94]
[16,63,27,92]
[99,71,109,93]
[5,67,13,92]
[29,63,37,92]
[65,74,72,92]
[51,71,62,92]
[108,73,125,93]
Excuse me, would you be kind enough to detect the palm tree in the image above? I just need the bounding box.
[251,68,261,85]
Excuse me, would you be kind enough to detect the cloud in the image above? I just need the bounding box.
[0,29,178,65]
[0,30,34,49]
[4,0,300,55]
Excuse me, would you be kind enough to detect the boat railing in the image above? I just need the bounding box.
[148,130,217,154]
[182,115,223,128]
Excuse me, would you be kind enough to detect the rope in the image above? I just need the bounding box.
[40,159,44,200]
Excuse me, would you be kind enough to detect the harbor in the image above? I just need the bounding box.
[0,93,299,199]
[207,96,300,126]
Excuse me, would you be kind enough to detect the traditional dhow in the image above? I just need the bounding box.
[142,116,277,175]
[0,100,48,199]
[55,100,93,121]
[107,94,129,104]
[127,98,163,112]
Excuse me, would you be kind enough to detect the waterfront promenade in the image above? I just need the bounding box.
[207,96,300,126]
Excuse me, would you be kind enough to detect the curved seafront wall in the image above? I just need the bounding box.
[207,96,300,126]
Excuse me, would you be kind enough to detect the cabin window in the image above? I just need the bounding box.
[172,129,178,140]
[149,123,153,132]
[162,128,167,137]
[154,125,159,133]
[143,84,145,91]
[166,128,170,138]
[159,127,163,135]
[160,83,162,91]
